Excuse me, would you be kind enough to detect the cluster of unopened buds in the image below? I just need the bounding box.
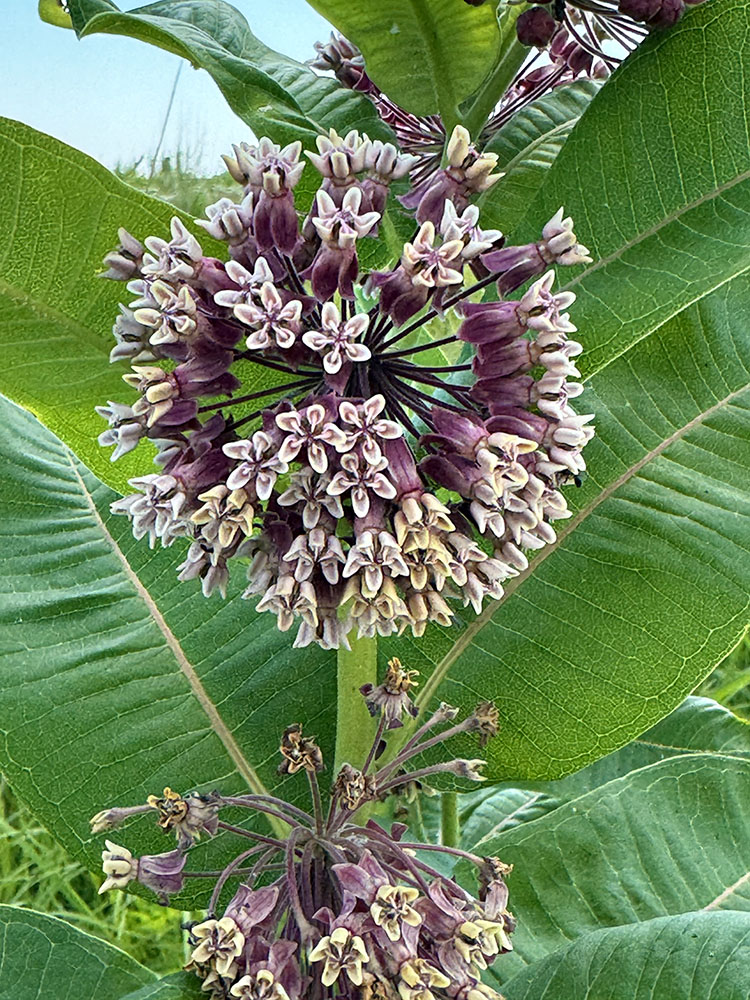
[91,661,515,1000]
[98,112,594,647]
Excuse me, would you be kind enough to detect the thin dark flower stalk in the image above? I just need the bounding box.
[198,378,316,412]
[216,819,287,848]
[208,845,267,916]
[222,794,315,825]
[307,770,325,835]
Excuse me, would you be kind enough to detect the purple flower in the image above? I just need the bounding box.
[98,120,595,647]
[90,697,514,998]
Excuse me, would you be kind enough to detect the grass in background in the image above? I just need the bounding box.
[116,152,236,218]
[697,634,750,718]
[0,778,187,974]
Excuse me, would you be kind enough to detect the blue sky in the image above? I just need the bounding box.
[2,1,333,173]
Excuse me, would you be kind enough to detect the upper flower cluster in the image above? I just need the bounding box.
[91,671,514,1000]
[98,122,593,648]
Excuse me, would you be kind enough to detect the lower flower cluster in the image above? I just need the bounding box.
[91,664,514,1000]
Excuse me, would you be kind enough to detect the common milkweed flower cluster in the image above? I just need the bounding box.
[98,117,593,648]
[91,664,515,1000]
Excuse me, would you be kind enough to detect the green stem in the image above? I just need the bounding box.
[441,791,459,848]
[334,632,378,773]
[710,668,750,704]
[463,9,526,140]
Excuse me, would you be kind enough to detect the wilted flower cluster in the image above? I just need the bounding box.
[98,111,594,647]
[91,664,515,1000]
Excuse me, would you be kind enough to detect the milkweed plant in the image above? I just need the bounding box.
[2,0,749,998]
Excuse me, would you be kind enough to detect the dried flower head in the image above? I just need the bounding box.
[278,724,325,774]
[90,675,515,1000]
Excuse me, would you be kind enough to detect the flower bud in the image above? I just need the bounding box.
[516,6,557,47]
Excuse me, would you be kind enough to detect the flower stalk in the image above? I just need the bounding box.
[335,632,379,773]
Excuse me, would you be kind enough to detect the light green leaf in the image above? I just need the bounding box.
[0,905,155,999]
[68,0,391,148]
[502,911,750,1000]
[38,0,73,28]
[472,755,750,979]
[460,696,750,846]
[480,80,600,232]
[0,393,336,908]
[303,0,501,126]
[121,973,202,1000]
[380,0,750,781]
[0,115,234,494]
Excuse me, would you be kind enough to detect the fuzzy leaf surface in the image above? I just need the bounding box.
[472,755,750,979]
[0,906,155,999]
[459,696,750,846]
[502,911,750,1000]
[0,394,336,908]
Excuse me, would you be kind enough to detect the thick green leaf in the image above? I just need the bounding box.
[480,80,600,232]
[121,973,202,1000]
[502,911,750,1000]
[472,755,750,979]
[0,905,155,999]
[499,0,750,378]
[380,0,750,780]
[0,116,233,494]
[68,0,390,148]
[460,696,750,846]
[0,393,336,908]
[303,0,501,125]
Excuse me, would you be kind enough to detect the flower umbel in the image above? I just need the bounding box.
[90,680,514,1000]
[99,118,594,647]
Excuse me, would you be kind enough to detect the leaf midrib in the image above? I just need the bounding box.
[63,448,282,828]
[415,384,750,712]
[563,167,750,293]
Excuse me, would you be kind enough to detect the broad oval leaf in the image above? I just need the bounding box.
[0,905,155,999]
[68,0,391,148]
[471,754,750,978]
[502,911,750,1000]
[303,0,501,124]
[460,696,750,846]
[501,0,750,376]
[0,393,336,907]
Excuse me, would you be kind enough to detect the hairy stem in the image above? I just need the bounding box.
[441,792,459,849]
[334,632,378,773]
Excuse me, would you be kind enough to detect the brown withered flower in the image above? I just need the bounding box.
[278,724,325,774]
[361,657,420,729]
